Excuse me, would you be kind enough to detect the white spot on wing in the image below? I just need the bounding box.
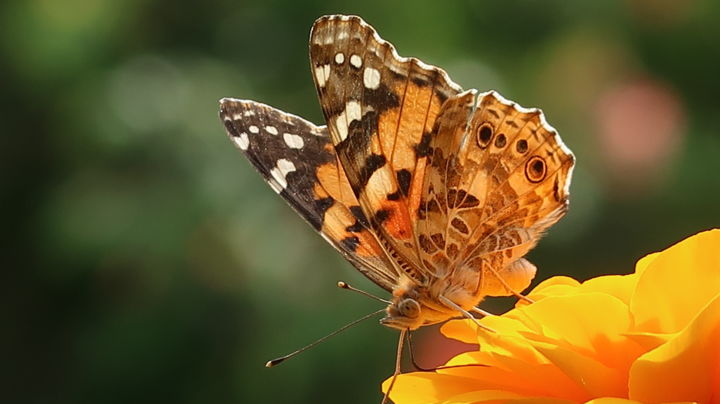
[265,125,278,135]
[350,54,362,68]
[243,110,255,117]
[335,52,345,64]
[363,67,380,89]
[268,179,284,194]
[249,125,260,134]
[234,133,249,150]
[283,133,304,149]
[335,100,362,141]
[314,64,331,87]
[336,114,348,141]
[346,100,362,122]
[269,159,296,191]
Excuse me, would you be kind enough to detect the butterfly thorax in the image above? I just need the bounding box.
[380,277,478,331]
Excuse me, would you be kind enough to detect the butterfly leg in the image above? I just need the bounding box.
[382,329,407,404]
[439,296,496,333]
[471,307,495,318]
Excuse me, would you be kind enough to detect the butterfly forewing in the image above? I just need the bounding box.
[220,98,398,290]
[309,15,464,284]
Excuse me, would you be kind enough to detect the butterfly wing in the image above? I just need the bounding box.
[309,15,463,285]
[220,98,398,291]
[417,90,575,297]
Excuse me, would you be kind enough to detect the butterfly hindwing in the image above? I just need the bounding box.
[220,98,398,291]
[416,91,575,297]
[309,15,463,284]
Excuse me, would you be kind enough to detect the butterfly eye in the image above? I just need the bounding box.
[398,298,421,318]
[525,156,547,183]
[476,123,494,148]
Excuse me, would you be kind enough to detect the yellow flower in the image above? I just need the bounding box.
[384,229,720,404]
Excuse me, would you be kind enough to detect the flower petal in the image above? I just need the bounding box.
[442,319,485,344]
[524,276,581,303]
[511,294,642,372]
[585,400,695,404]
[525,272,640,307]
[629,293,720,403]
[622,331,675,353]
[444,390,571,404]
[532,343,626,398]
[583,399,644,404]
[631,229,720,333]
[383,372,492,404]
[579,274,640,305]
[440,351,586,400]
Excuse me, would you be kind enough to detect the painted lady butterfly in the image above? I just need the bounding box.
[219,14,574,391]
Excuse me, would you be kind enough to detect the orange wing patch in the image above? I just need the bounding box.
[314,158,386,260]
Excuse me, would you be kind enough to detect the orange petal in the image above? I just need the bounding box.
[532,343,627,398]
[524,276,581,303]
[383,372,490,404]
[474,316,551,365]
[443,294,644,401]
[439,322,593,400]
[583,399,644,404]
[442,319,484,344]
[631,229,720,334]
[514,294,644,398]
[511,294,642,371]
[441,355,589,401]
[525,271,640,307]
[622,331,675,353]
[633,251,659,276]
[444,390,566,404]
[578,274,640,305]
[629,293,720,403]
[585,400,695,404]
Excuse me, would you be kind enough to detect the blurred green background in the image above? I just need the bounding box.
[4,0,720,403]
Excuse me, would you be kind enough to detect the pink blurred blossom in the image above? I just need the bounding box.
[594,78,685,195]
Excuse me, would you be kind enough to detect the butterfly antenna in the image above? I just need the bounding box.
[265,308,385,367]
[382,329,406,404]
[337,281,391,304]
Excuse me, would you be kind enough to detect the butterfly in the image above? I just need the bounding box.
[219,13,574,396]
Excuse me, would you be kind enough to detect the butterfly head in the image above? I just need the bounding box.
[382,296,423,330]
[381,283,455,330]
